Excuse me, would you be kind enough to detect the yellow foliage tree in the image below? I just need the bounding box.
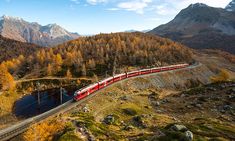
[76,79,81,85]
[54,54,63,73]
[66,69,72,78]
[0,63,15,90]
[23,119,65,141]
[92,74,98,82]
[211,69,230,83]
[47,64,53,76]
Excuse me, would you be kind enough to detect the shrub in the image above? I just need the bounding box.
[210,69,230,83]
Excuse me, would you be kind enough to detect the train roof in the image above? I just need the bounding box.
[80,83,98,92]
[99,76,113,83]
[113,73,126,77]
[150,63,188,70]
[127,70,139,74]
[140,68,151,71]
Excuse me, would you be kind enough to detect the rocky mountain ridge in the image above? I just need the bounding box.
[148,2,235,54]
[0,15,79,47]
[226,0,235,11]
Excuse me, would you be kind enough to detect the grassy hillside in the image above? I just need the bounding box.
[0,35,41,62]
[1,32,194,79]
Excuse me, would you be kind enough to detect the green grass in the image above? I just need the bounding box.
[58,131,82,141]
[122,108,138,116]
[186,118,235,140]
[69,111,122,140]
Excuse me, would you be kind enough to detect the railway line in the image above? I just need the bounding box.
[0,63,199,141]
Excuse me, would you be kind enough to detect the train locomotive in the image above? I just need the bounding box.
[73,63,189,101]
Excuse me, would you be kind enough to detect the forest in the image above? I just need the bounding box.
[0,32,194,90]
[0,35,41,62]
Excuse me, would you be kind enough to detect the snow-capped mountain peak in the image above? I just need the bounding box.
[0,15,79,46]
[190,3,208,8]
[226,0,235,11]
[1,15,24,21]
[41,24,70,38]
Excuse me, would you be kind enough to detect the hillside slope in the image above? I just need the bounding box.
[148,2,235,54]
[0,35,40,62]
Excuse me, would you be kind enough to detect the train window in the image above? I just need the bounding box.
[81,92,86,95]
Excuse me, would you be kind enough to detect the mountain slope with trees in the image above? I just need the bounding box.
[1,32,193,80]
[0,35,41,62]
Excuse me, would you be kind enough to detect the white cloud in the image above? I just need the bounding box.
[86,0,107,5]
[163,0,231,10]
[150,0,231,17]
[117,0,152,14]
[154,4,177,16]
[107,8,120,11]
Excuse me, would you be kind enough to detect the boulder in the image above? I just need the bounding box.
[120,95,130,101]
[223,105,232,111]
[185,130,193,141]
[103,115,115,125]
[132,115,147,128]
[82,106,90,113]
[155,101,160,106]
[123,125,134,131]
[231,88,235,93]
[171,124,188,132]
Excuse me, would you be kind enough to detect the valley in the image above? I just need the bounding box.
[12,59,235,141]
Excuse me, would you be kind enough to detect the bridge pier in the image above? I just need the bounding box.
[60,87,63,104]
[37,90,40,105]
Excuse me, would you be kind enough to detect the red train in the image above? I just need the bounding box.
[74,63,189,101]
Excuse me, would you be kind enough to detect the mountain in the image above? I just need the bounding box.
[0,35,40,62]
[226,0,235,11]
[148,2,235,54]
[0,15,79,47]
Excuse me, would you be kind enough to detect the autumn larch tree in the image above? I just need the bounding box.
[66,69,72,78]
[47,64,53,76]
[0,63,15,90]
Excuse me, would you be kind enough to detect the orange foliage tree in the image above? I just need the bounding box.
[66,69,72,78]
[0,63,15,90]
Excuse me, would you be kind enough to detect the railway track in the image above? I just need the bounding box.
[0,63,199,141]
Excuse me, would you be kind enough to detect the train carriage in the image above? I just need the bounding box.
[74,63,190,101]
[113,73,126,82]
[140,69,152,75]
[151,67,161,73]
[74,83,99,101]
[127,70,140,78]
[105,77,114,86]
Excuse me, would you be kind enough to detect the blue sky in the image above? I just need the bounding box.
[0,0,231,35]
